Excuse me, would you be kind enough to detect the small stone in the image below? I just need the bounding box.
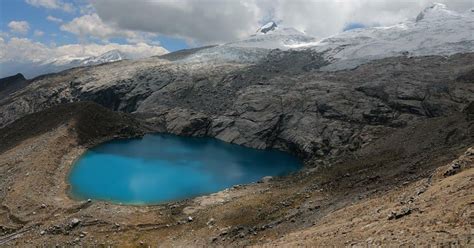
[388,207,412,220]
[187,216,193,222]
[40,230,46,235]
[261,176,273,183]
[40,204,47,208]
[206,218,215,226]
[87,199,92,203]
[71,218,81,227]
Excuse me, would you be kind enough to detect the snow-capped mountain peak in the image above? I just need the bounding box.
[292,3,474,70]
[222,21,316,50]
[81,49,125,66]
[415,3,457,22]
[172,4,473,70]
[257,21,278,34]
[44,49,128,67]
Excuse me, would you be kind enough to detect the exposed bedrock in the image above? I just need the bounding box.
[0,52,473,160]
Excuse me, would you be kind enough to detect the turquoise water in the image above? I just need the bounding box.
[68,134,302,205]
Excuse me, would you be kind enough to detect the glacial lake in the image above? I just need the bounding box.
[68,134,302,205]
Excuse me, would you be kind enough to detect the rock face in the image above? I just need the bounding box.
[257,21,278,34]
[0,4,472,160]
[0,73,28,99]
[0,50,472,161]
[0,102,145,153]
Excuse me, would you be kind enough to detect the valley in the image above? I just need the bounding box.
[0,3,473,247]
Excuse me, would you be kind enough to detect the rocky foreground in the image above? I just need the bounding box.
[0,47,473,246]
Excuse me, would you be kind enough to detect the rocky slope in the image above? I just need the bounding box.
[0,5,472,162]
[0,101,472,246]
[0,73,28,99]
[1,51,473,160]
[262,147,474,247]
[0,102,146,154]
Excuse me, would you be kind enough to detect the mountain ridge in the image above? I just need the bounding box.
[169,4,473,67]
[3,4,472,78]
[302,3,474,70]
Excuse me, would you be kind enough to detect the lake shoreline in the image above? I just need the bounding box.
[0,102,472,246]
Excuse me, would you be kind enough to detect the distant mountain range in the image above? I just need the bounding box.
[181,3,473,69]
[306,3,474,70]
[48,49,126,67]
[0,49,128,79]
[1,3,473,78]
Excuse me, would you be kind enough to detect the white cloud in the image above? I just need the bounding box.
[60,13,157,43]
[79,3,95,15]
[0,37,50,63]
[34,30,45,37]
[92,0,474,43]
[8,21,30,35]
[0,37,6,60]
[25,0,74,12]
[46,15,63,23]
[0,37,168,64]
[270,0,474,38]
[92,0,263,44]
[0,31,10,39]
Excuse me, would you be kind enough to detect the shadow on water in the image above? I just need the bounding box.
[69,134,302,205]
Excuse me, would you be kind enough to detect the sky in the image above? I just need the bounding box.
[0,0,472,66]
